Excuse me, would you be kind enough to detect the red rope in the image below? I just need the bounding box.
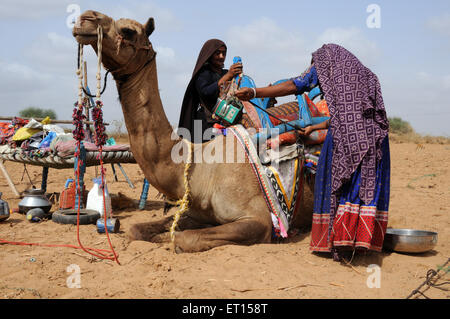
[74,142,120,264]
[74,100,120,264]
[0,100,120,265]
[89,100,120,264]
[0,238,114,255]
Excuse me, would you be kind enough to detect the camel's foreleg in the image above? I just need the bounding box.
[128,213,215,243]
[128,215,173,242]
[173,218,272,253]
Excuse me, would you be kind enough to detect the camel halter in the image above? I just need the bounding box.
[109,25,157,79]
[76,26,106,100]
[74,25,120,264]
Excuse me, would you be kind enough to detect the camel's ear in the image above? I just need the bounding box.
[145,18,155,37]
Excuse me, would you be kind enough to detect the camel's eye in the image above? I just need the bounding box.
[121,28,137,39]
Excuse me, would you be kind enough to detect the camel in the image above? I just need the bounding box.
[72,10,313,252]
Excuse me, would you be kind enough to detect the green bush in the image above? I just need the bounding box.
[388,117,413,135]
[19,107,57,120]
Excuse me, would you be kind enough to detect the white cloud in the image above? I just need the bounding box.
[416,72,450,92]
[226,17,310,85]
[155,46,175,59]
[0,29,118,122]
[443,74,450,90]
[83,0,182,33]
[314,27,381,66]
[226,19,381,88]
[426,13,450,36]
[0,58,79,123]
[13,28,188,126]
[0,1,184,125]
[0,60,51,93]
[0,0,71,19]
[383,69,450,136]
[24,32,78,73]
[227,17,295,52]
[155,50,193,123]
[417,71,432,82]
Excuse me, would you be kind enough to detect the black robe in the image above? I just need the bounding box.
[178,39,227,143]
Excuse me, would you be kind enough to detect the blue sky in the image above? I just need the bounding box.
[0,0,449,136]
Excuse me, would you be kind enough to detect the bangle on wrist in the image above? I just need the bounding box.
[250,87,256,99]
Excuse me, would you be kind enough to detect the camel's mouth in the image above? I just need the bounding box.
[72,13,102,45]
[73,28,98,44]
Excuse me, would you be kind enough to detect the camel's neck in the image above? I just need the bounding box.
[115,60,185,199]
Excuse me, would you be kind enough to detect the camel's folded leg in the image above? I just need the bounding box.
[128,214,214,243]
[173,218,272,253]
[128,216,173,242]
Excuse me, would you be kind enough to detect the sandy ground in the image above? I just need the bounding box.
[0,140,448,299]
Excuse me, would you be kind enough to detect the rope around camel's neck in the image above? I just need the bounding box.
[79,27,194,246]
[77,25,104,102]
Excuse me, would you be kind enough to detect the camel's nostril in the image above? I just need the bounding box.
[74,16,81,28]
[78,10,100,23]
[80,16,96,22]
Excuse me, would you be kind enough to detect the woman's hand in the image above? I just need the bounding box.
[227,62,243,78]
[235,87,254,101]
[298,125,314,136]
[298,120,330,136]
[218,62,242,87]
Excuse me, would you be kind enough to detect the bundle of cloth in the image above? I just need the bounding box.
[0,117,130,159]
[0,117,66,157]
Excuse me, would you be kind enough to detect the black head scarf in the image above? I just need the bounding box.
[178,39,227,139]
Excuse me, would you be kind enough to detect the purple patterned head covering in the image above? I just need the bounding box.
[312,44,389,203]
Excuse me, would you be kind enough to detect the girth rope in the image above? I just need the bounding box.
[74,25,120,264]
[169,140,193,244]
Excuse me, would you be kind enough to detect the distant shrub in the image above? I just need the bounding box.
[105,119,130,143]
[388,116,450,144]
[19,107,57,120]
[388,117,413,135]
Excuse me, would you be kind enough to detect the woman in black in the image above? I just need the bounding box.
[178,39,242,143]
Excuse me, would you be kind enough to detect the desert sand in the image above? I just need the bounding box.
[0,140,448,299]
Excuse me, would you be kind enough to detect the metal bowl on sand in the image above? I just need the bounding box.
[383,228,438,253]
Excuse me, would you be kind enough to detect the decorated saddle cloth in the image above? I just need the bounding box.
[227,124,306,238]
[240,95,330,148]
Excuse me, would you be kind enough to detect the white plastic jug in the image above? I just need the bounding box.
[86,177,112,218]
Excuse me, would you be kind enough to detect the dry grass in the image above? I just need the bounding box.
[108,134,130,144]
[388,117,450,144]
[389,132,450,145]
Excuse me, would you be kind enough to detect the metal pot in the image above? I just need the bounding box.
[0,192,10,222]
[383,228,438,253]
[18,188,52,214]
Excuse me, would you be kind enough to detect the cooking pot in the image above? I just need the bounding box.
[18,188,52,214]
[0,192,10,222]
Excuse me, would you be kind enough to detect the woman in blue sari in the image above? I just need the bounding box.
[236,44,390,261]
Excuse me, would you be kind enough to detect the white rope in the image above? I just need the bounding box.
[76,44,84,105]
[96,25,103,100]
[76,26,103,104]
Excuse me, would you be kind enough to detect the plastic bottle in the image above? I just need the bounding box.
[86,177,112,218]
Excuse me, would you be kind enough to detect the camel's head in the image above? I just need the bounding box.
[72,10,155,78]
